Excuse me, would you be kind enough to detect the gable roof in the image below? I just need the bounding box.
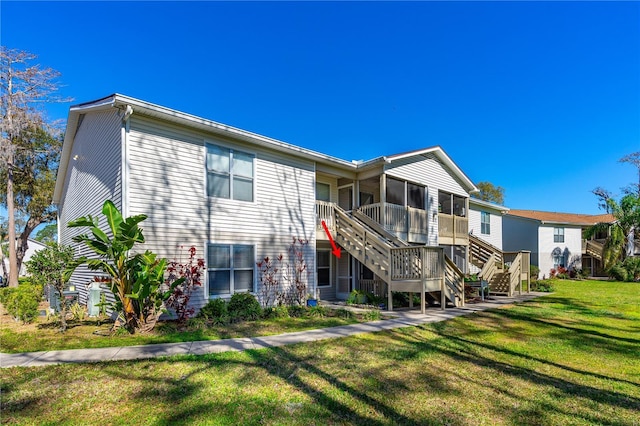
[469,198,509,213]
[54,94,478,202]
[507,209,615,226]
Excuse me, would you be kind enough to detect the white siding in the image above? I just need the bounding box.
[538,225,582,278]
[57,109,123,305]
[426,186,439,246]
[127,115,317,309]
[469,204,504,250]
[385,153,469,197]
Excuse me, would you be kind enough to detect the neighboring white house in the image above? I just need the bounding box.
[469,198,508,250]
[54,94,495,311]
[1,238,48,278]
[503,210,614,279]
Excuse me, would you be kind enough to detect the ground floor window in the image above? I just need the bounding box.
[317,250,331,287]
[207,243,255,296]
[553,254,565,268]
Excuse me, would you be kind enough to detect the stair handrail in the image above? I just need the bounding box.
[508,252,523,296]
[469,234,504,265]
[444,255,465,306]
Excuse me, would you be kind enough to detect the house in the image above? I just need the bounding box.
[54,94,529,313]
[1,238,47,278]
[503,210,614,279]
[467,198,508,274]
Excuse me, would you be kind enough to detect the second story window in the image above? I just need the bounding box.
[554,227,565,243]
[481,211,490,234]
[206,144,254,202]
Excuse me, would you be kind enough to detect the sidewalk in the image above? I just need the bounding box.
[0,292,546,368]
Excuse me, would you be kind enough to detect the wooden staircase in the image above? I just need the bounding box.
[583,239,604,261]
[327,204,465,311]
[469,234,530,297]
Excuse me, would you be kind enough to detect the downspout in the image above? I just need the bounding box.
[120,105,133,216]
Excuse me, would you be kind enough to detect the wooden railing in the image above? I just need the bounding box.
[357,202,429,242]
[438,213,469,244]
[334,207,392,281]
[507,252,522,296]
[444,255,465,307]
[359,279,387,298]
[469,234,503,269]
[583,239,604,261]
[316,200,335,231]
[478,252,500,285]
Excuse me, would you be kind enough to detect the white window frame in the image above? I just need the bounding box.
[205,142,255,202]
[316,249,332,288]
[206,243,256,297]
[553,227,565,243]
[553,254,565,268]
[481,211,491,235]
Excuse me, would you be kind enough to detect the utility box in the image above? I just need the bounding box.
[88,282,102,316]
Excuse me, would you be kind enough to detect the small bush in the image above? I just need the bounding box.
[308,305,327,318]
[363,310,381,321]
[607,264,628,282]
[69,302,87,322]
[262,305,290,319]
[198,298,228,321]
[186,317,208,331]
[228,293,261,321]
[287,305,306,318]
[2,283,43,323]
[622,257,640,281]
[336,308,355,319]
[530,265,540,280]
[531,280,555,292]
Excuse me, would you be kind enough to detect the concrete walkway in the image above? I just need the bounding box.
[0,292,545,368]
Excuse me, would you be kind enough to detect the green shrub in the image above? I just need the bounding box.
[607,264,628,282]
[262,305,290,319]
[288,305,306,318]
[622,257,640,281]
[363,310,381,321]
[18,277,32,286]
[336,308,355,319]
[531,280,555,292]
[228,293,261,321]
[308,305,327,318]
[530,265,540,280]
[3,283,43,323]
[198,298,228,320]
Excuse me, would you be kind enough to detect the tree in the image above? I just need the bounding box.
[68,200,171,334]
[1,46,69,287]
[34,223,57,243]
[0,127,61,278]
[25,243,74,331]
[472,181,505,205]
[586,190,640,269]
[619,151,640,195]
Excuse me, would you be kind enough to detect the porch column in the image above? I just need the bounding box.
[380,174,386,227]
[387,283,393,312]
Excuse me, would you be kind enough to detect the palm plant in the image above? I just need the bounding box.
[586,191,640,270]
[67,200,169,333]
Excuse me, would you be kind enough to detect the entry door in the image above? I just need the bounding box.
[338,185,353,211]
[336,253,352,300]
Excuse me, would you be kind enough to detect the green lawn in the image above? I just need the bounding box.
[0,308,372,353]
[1,280,639,425]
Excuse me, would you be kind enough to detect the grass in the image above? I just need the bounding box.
[0,307,375,353]
[1,279,639,425]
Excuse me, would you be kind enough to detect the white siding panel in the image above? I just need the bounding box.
[469,204,504,249]
[426,186,439,246]
[126,115,318,309]
[57,109,123,305]
[385,153,469,197]
[538,225,582,279]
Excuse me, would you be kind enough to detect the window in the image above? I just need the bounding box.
[553,254,565,268]
[407,183,425,210]
[438,191,452,214]
[317,250,331,287]
[554,227,564,243]
[316,182,330,202]
[206,144,254,201]
[481,211,490,234]
[207,244,254,296]
[386,177,405,206]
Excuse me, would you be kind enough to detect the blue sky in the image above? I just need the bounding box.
[2,1,639,217]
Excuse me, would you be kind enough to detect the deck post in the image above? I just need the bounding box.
[387,283,393,312]
[440,249,446,310]
[380,175,386,229]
